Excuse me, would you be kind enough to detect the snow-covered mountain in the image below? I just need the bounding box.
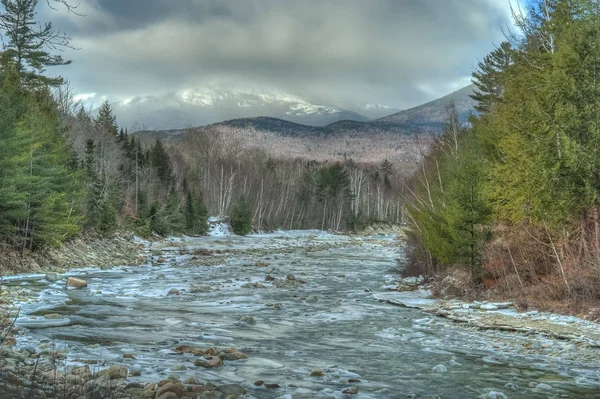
[108,87,382,130]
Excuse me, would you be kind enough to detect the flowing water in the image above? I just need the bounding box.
[5,231,600,398]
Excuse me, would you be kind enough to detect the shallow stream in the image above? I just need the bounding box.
[5,232,600,398]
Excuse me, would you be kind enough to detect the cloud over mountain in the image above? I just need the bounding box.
[46,0,513,110]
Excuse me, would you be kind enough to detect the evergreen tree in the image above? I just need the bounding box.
[0,0,71,87]
[14,90,82,249]
[185,191,208,236]
[230,196,252,235]
[470,42,513,114]
[95,101,118,136]
[150,139,171,182]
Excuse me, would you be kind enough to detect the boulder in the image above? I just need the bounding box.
[66,277,88,289]
[199,392,223,399]
[216,384,246,397]
[45,272,61,282]
[305,296,318,303]
[195,357,224,368]
[98,365,128,379]
[156,382,186,398]
[167,288,180,296]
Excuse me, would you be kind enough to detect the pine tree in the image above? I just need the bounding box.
[95,101,118,136]
[470,42,513,114]
[230,196,252,235]
[150,139,171,182]
[0,66,28,242]
[185,191,208,236]
[0,0,71,87]
[15,90,82,249]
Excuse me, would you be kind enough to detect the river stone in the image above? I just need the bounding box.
[536,383,552,390]
[156,382,186,398]
[310,369,325,377]
[126,388,145,397]
[157,393,179,399]
[200,392,223,399]
[99,364,128,379]
[480,392,508,399]
[195,357,224,368]
[167,288,180,296]
[216,384,246,397]
[141,390,156,399]
[305,295,318,303]
[342,387,358,394]
[45,272,61,282]
[238,315,256,325]
[431,364,447,373]
[66,277,88,289]
[185,376,201,385]
[169,364,187,371]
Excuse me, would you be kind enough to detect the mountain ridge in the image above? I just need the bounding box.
[107,86,400,130]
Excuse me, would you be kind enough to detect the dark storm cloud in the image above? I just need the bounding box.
[46,0,514,108]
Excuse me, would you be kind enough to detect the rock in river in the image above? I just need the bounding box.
[216,384,246,397]
[432,364,447,373]
[66,277,87,289]
[45,272,61,282]
[238,315,256,325]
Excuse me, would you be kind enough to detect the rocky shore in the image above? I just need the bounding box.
[0,342,252,399]
[0,233,143,277]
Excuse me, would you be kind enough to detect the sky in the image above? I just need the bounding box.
[38,0,519,110]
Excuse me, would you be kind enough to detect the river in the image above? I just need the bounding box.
[4,231,600,398]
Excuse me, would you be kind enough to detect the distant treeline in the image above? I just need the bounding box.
[0,0,405,253]
[407,0,600,305]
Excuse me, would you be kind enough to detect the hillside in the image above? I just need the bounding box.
[377,85,477,124]
[134,86,477,168]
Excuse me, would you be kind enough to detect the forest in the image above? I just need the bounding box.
[0,0,405,254]
[407,0,600,308]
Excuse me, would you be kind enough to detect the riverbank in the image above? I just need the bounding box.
[0,232,144,277]
[376,278,600,363]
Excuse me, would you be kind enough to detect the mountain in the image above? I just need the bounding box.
[377,85,477,125]
[108,87,373,130]
[134,84,477,168]
[352,103,401,119]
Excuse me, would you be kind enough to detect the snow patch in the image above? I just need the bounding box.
[207,217,233,237]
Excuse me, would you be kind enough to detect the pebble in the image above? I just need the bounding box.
[504,383,519,390]
[480,392,507,399]
[431,364,447,373]
[238,315,256,325]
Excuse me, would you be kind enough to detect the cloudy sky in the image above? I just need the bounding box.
[40,0,517,109]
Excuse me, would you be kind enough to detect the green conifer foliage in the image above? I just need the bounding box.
[230,196,252,236]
